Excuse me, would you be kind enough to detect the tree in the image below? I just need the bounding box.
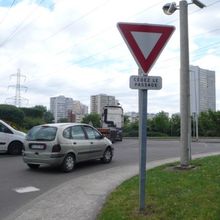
[44,111,54,123]
[33,105,47,112]
[20,105,54,129]
[151,111,170,136]
[22,117,45,130]
[170,114,180,136]
[20,107,44,118]
[33,105,54,123]
[0,104,24,125]
[123,121,139,137]
[198,110,220,137]
[124,115,130,126]
[58,118,68,123]
[34,106,54,123]
[81,113,101,128]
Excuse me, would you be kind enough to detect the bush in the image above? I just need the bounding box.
[22,117,45,130]
[123,130,138,137]
[20,107,44,118]
[148,131,169,137]
[0,104,24,125]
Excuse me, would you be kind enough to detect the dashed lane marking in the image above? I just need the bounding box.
[13,186,40,193]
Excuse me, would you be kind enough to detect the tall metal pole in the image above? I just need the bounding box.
[138,69,147,211]
[179,0,191,166]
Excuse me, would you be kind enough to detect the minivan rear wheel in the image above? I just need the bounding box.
[61,154,75,172]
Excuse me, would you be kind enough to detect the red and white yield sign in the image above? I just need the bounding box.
[117,22,175,74]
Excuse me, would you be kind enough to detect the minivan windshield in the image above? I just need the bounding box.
[26,126,57,141]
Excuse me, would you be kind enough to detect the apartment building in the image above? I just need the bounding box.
[190,65,216,115]
[50,95,88,123]
[90,94,119,114]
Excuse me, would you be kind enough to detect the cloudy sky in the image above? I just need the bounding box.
[0,0,219,114]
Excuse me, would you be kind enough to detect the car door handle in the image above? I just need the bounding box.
[90,142,93,144]
[73,142,77,145]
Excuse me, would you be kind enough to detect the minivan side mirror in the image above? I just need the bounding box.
[97,134,104,139]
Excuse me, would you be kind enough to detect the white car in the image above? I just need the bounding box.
[0,120,26,155]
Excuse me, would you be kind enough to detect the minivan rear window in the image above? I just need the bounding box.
[26,126,57,141]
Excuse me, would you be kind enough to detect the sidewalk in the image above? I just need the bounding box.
[5,152,220,220]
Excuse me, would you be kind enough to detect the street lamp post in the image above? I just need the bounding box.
[179,0,191,166]
[162,0,205,167]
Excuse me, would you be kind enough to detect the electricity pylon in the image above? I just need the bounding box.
[6,68,28,107]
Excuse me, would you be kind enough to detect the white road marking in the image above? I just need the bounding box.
[13,186,40,193]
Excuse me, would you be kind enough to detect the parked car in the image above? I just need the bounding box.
[0,119,26,155]
[23,123,113,172]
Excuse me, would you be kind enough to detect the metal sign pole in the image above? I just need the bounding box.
[130,70,162,212]
[138,69,148,211]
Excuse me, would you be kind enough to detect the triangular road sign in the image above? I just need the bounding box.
[117,22,175,74]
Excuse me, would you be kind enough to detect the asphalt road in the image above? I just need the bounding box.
[1,138,220,220]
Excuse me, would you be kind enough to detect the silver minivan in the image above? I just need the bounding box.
[23,123,113,172]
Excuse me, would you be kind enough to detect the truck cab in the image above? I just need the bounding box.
[100,106,124,142]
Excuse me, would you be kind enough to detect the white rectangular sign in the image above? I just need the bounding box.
[129,75,162,90]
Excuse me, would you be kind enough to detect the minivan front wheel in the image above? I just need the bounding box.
[61,154,75,172]
[101,147,113,163]
[8,141,23,155]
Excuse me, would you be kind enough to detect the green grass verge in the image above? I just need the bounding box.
[97,155,220,220]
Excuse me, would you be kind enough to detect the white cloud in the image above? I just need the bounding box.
[0,0,219,115]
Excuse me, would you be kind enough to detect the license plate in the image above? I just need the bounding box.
[30,144,45,150]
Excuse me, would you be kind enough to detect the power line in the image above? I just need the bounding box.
[49,0,165,44]
[4,0,55,40]
[59,2,217,63]
[74,34,220,71]
[0,0,17,25]
[44,0,110,41]
[54,1,165,56]
[126,1,164,20]
[71,26,220,68]
[0,1,169,63]
[191,27,220,38]
[1,0,219,70]
[0,0,110,48]
[67,0,220,67]
[0,0,45,47]
[0,0,218,49]
[73,43,122,64]
[2,24,220,73]
[206,0,220,7]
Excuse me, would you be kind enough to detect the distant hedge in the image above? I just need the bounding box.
[0,104,53,131]
[20,107,44,118]
[0,104,24,124]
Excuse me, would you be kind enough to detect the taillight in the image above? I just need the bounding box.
[52,144,61,152]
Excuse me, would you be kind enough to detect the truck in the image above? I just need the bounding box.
[98,105,124,143]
